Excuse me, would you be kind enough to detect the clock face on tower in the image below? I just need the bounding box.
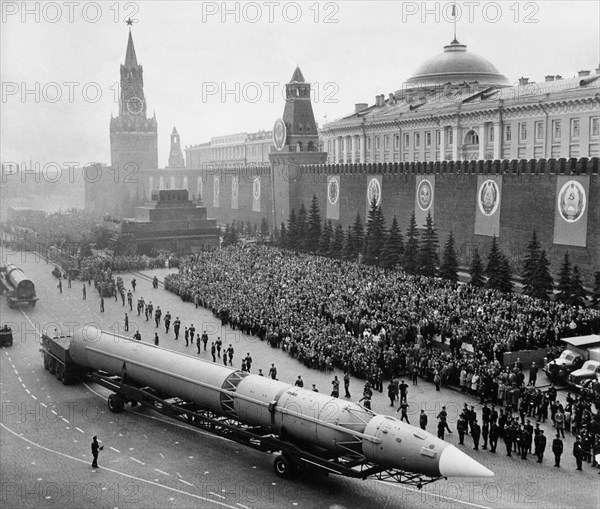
[126,96,144,115]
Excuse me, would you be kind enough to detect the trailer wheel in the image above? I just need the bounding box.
[273,453,296,479]
[108,394,125,413]
[48,357,56,375]
[55,365,64,382]
[43,354,51,371]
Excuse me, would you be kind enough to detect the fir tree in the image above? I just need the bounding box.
[319,220,333,256]
[555,253,572,303]
[307,195,322,253]
[419,211,439,277]
[522,230,541,297]
[498,254,513,293]
[343,225,356,261]
[363,199,386,266]
[531,249,554,300]
[569,266,587,307]
[469,248,485,287]
[349,212,364,261]
[260,217,269,238]
[380,215,404,269]
[278,222,287,248]
[485,236,503,291]
[591,271,600,309]
[297,203,308,251]
[329,222,345,259]
[287,208,298,250]
[439,231,459,282]
[403,212,420,274]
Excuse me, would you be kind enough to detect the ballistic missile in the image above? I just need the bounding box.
[69,326,493,479]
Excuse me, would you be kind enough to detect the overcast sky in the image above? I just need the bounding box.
[1,0,598,168]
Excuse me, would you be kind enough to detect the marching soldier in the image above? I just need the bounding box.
[164,311,172,333]
[127,290,133,311]
[173,317,181,339]
[202,331,209,351]
[154,307,162,327]
[210,342,216,362]
[124,313,129,332]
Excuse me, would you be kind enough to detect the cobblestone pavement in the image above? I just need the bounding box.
[1,250,598,509]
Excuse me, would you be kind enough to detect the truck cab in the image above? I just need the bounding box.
[544,349,584,382]
[568,360,600,390]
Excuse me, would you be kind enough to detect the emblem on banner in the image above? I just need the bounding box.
[273,119,286,151]
[417,179,433,211]
[232,177,239,200]
[253,178,261,200]
[558,180,586,223]
[328,177,339,205]
[367,178,381,207]
[478,179,500,216]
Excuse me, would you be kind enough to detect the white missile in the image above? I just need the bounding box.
[69,326,493,479]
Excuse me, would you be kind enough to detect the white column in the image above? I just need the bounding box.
[360,135,366,163]
[493,122,501,160]
[479,124,486,160]
[440,127,447,160]
[452,126,459,161]
[343,136,349,164]
[335,137,341,163]
[351,136,357,163]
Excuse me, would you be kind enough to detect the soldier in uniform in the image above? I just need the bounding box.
[343,371,351,398]
[535,429,546,463]
[482,419,489,450]
[573,436,584,470]
[244,353,252,372]
[154,333,159,346]
[269,364,278,380]
[552,433,563,467]
[489,421,499,452]
[471,419,481,450]
[457,413,467,445]
[173,317,181,340]
[91,436,103,468]
[521,427,532,460]
[331,376,340,398]
[215,337,222,357]
[202,332,209,351]
[210,342,216,362]
[397,401,410,424]
[419,410,428,431]
[82,284,86,300]
[227,344,234,366]
[127,290,133,310]
[189,324,196,344]
[124,313,129,332]
[154,307,162,327]
[164,312,171,333]
[399,380,408,404]
[504,423,514,457]
[196,334,201,354]
[295,376,304,388]
[184,327,189,346]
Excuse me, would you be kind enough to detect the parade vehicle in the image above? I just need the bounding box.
[0,325,13,347]
[544,335,600,383]
[0,263,38,308]
[568,360,600,390]
[40,326,493,487]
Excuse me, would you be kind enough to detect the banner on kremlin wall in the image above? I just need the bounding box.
[553,175,590,247]
[474,175,503,237]
[231,176,239,210]
[252,176,261,213]
[213,176,220,208]
[326,175,340,220]
[414,175,435,228]
[365,175,382,218]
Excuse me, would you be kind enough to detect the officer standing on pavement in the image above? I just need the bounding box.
[419,410,428,430]
[552,433,563,467]
[91,436,104,468]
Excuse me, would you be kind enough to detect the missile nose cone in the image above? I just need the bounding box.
[438,445,494,478]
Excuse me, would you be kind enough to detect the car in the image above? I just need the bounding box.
[0,325,13,347]
[568,360,600,390]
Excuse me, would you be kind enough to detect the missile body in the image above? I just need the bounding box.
[70,326,493,479]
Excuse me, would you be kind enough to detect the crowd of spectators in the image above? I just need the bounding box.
[164,245,600,386]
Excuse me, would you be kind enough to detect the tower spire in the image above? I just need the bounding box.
[124,30,138,67]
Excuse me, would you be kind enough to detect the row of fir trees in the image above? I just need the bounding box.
[272,195,599,307]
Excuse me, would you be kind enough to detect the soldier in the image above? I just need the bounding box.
[133,330,141,341]
[343,371,351,398]
[154,307,162,327]
[269,364,278,380]
[124,313,129,332]
[552,433,563,467]
[387,381,397,407]
[331,376,340,398]
[258,369,264,376]
[68,273,72,288]
[311,384,318,392]
[457,413,467,445]
[131,278,136,291]
[91,436,103,468]
[127,290,133,310]
[82,284,86,300]
[215,337,222,357]
[397,402,410,424]
[227,344,234,366]
[359,394,371,410]
[58,278,63,293]
[120,288,125,306]
[202,332,209,351]
[399,380,408,404]
[573,436,584,471]
[244,353,252,372]
[146,301,153,321]
[489,421,499,452]
[504,423,514,457]
[184,327,189,346]
[164,312,171,333]
[196,334,201,354]
[173,317,181,340]
[210,342,216,362]
[154,333,159,346]
[482,420,489,450]
[189,324,196,344]
[100,296,104,313]
[535,429,546,463]
[295,376,304,388]
[521,427,532,460]
[471,419,481,450]
[437,406,452,434]
[529,362,538,387]
[419,410,428,431]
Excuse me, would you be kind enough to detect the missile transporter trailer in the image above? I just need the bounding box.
[40,327,493,486]
[0,263,38,309]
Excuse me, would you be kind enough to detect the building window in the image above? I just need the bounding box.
[505,125,512,142]
[552,120,561,140]
[415,133,421,147]
[375,137,380,149]
[488,125,494,143]
[535,121,543,141]
[384,135,389,149]
[367,138,371,150]
[570,119,580,139]
[592,117,600,137]
[404,133,410,148]
[465,131,479,144]
[425,132,431,147]
[436,130,441,145]
[519,123,527,141]
[394,135,400,148]
[448,129,453,145]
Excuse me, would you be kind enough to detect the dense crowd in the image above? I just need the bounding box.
[164,245,600,381]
